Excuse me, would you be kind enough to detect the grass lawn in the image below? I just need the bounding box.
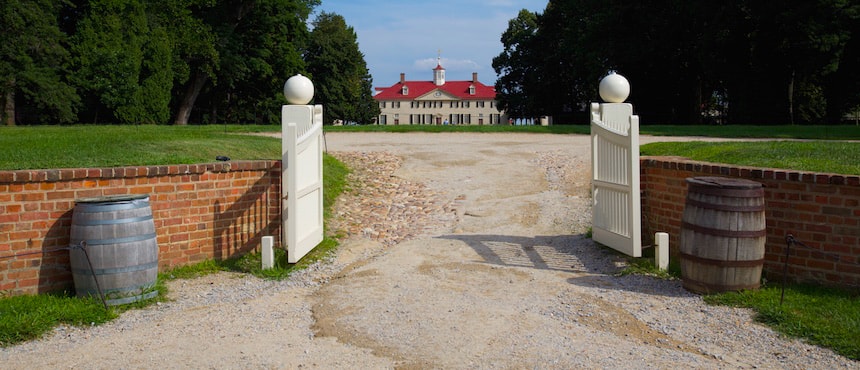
[640,140,860,176]
[0,125,282,170]
[325,123,860,140]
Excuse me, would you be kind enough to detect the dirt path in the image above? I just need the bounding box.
[2,132,855,369]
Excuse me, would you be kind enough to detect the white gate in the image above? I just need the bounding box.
[282,104,324,263]
[590,102,642,257]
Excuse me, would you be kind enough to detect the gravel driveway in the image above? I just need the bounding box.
[2,132,856,369]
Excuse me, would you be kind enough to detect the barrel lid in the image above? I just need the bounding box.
[76,194,149,204]
[686,177,762,189]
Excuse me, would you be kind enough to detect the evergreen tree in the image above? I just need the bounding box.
[305,12,378,125]
[71,0,173,124]
[1,0,79,125]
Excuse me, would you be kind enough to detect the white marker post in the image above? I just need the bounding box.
[261,236,274,269]
[655,232,669,271]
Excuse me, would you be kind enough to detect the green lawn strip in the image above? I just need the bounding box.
[704,284,860,360]
[0,293,116,346]
[0,125,281,170]
[640,125,860,140]
[323,123,860,139]
[640,141,860,176]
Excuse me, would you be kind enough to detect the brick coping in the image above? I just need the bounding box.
[0,160,281,184]
[642,156,860,186]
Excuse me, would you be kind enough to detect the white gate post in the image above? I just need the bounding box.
[282,74,324,263]
[590,72,642,257]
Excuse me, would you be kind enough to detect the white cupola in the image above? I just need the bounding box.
[433,56,445,86]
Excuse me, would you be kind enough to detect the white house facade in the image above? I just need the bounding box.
[373,60,507,125]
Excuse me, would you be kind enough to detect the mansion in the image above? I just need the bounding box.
[373,59,507,125]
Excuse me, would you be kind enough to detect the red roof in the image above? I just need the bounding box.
[374,80,496,101]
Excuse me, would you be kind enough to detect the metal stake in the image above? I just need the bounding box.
[77,241,108,310]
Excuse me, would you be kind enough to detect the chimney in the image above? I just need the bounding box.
[472,72,478,83]
[400,73,405,84]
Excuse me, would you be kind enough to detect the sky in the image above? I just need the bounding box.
[312,0,549,89]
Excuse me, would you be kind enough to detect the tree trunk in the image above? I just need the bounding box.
[689,75,703,125]
[3,90,15,126]
[4,86,15,126]
[788,70,795,125]
[173,72,208,125]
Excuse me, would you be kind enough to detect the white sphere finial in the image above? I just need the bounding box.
[283,74,314,105]
[599,72,630,103]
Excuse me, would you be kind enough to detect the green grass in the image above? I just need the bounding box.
[0,150,350,347]
[640,124,860,140]
[160,259,227,280]
[616,247,681,280]
[611,246,859,361]
[3,124,859,172]
[0,125,282,170]
[325,123,860,140]
[0,293,116,346]
[640,141,860,176]
[705,284,860,360]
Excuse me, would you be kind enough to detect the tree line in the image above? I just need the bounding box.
[1,0,378,126]
[493,0,860,125]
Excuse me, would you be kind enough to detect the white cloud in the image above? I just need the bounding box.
[413,58,481,72]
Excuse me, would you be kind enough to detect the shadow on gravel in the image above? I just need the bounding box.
[567,274,693,298]
[437,233,618,275]
[438,233,693,298]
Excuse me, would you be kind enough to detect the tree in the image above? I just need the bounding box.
[532,0,607,120]
[152,0,219,126]
[304,12,378,125]
[495,0,860,124]
[492,9,541,120]
[71,0,174,124]
[1,0,79,125]
[175,0,318,125]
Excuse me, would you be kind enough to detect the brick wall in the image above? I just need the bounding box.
[641,157,860,288]
[0,161,281,295]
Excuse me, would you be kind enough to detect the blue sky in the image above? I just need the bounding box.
[312,0,549,88]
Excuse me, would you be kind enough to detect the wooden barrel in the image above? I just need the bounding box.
[70,195,159,305]
[680,177,765,294]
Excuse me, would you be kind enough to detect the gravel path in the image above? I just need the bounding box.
[2,132,857,369]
